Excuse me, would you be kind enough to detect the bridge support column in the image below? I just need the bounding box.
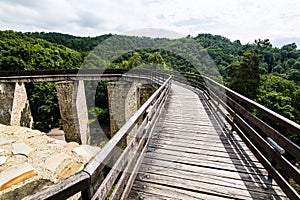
[107,82,157,143]
[137,84,157,108]
[55,80,90,145]
[107,81,139,140]
[0,82,33,128]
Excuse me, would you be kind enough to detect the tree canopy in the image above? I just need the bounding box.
[1,30,299,141]
[0,30,83,130]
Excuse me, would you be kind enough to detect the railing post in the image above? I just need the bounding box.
[81,187,91,200]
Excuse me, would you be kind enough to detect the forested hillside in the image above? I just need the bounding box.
[0,31,83,71]
[0,31,83,130]
[28,32,112,52]
[0,30,299,143]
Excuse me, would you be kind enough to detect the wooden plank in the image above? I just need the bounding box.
[149,137,255,155]
[151,132,231,145]
[151,135,247,148]
[156,127,225,136]
[142,154,266,177]
[152,130,239,142]
[138,163,287,197]
[150,136,254,154]
[139,161,265,186]
[147,144,261,166]
[134,172,255,199]
[23,171,90,200]
[145,148,264,169]
[147,144,257,163]
[129,189,181,200]
[129,83,288,200]
[130,180,233,200]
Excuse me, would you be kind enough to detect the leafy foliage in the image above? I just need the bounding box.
[226,39,270,99]
[257,75,297,120]
[27,32,112,52]
[1,30,300,141]
[0,30,83,131]
[26,82,61,131]
[0,31,83,71]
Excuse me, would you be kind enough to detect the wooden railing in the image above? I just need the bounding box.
[23,69,171,200]
[8,69,299,199]
[0,68,171,83]
[172,71,300,200]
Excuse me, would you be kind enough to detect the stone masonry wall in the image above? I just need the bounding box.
[107,81,156,143]
[0,83,33,128]
[11,83,33,128]
[137,84,157,108]
[0,83,15,125]
[55,80,90,145]
[0,124,101,200]
[107,81,136,138]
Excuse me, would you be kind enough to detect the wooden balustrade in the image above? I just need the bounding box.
[172,72,300,200]
[22,69,171,200]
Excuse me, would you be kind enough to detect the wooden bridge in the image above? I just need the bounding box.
[128,83,287,200]
[2,69,299,200]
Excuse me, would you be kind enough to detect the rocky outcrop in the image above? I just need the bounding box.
[0,124,101,200]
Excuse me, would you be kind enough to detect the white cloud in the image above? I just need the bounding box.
[0,0,299,46]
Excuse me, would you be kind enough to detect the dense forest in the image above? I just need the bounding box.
[0,30,299,143]
[0,31,83,130]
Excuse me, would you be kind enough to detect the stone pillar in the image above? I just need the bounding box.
[137,84,157,108]
[55,80,90,145]
[0,82,33,128]
[107,81,139,139]
[136,84,157,125]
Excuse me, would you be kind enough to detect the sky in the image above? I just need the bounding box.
[0,0,300,47]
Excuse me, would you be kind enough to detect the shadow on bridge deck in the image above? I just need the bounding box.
[128,82,288,200]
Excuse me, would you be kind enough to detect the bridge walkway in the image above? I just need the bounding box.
[128,83,288,199]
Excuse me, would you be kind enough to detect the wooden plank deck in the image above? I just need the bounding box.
[128,83,288,200]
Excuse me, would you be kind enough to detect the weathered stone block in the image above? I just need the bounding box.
[45,153,68,173]
[58,161,83,179]
[12,142,34,157]
[72,145,101,160]
[0,163,36,191]
[0,156,7,166]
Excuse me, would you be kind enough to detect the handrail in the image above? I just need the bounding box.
[10,68,300,199]
[23,69,171,200]
[203,76,300,159]
[204,75,300,136]
[172,72,300,200]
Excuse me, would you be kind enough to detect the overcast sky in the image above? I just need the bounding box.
[0,0,299,47]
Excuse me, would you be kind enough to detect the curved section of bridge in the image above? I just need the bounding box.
[129,83,287,199]
[1,69,299,200]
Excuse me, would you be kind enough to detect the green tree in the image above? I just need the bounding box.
[26,82,61,131]
[128,52,143,68]
[256,75,297,120]
[0,30,83,131]
[147,52,167,70]
[226,39,270,99]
